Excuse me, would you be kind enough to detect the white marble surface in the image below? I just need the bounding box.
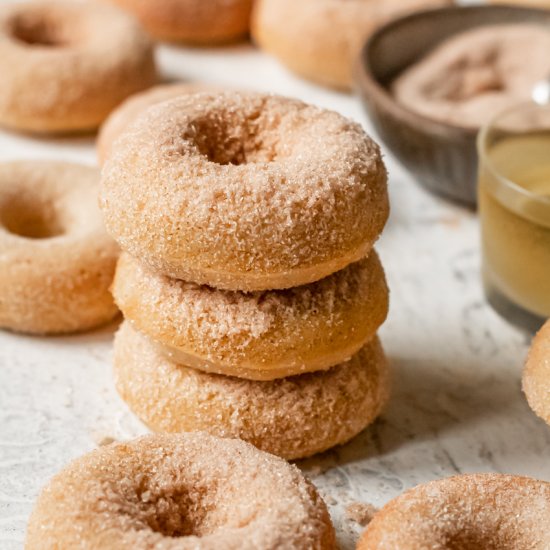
[1,31,549,550]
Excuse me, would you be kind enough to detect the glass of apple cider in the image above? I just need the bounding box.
[478,102,550,332]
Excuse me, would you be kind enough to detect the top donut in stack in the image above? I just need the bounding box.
[100,91,388,291]
[100,91,390,381]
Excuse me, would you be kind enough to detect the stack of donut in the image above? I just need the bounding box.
[100,90,391,460]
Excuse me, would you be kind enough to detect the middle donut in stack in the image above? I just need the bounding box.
[100,91,391,460]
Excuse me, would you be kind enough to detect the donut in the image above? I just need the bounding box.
[100,92,389,291]
[112,251,388,380]
[25,433,336,549]
[252,0,453,90]
[0,161,119,335]
[523,320,550,426]
[105,0,253,44]
[113,322,390,459]
[97,83,218,164]
[357,474,550,549]
[0,0,156,134]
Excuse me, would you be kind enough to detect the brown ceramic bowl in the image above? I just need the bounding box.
[356,5,550,207]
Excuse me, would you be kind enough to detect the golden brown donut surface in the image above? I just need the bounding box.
[252,0,453,90]
[0,0,156,134]
[113,250,389,380]
[105,0,253,44]
[0,161,119,335]
[114,323,390,460]
[523,320,550,426]
[357,474,550,550]
[97,83,217,164]
[100,92,389,291]
[25,433,336,550]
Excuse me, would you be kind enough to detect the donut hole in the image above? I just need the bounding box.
[9,12,76,47]
[137,483,225,539]
[133,472,258,540]
[443,532,506,549]
[142,491,206,537]
[188,113,279,166]
[433,520,540,549]
[1,196,65,239]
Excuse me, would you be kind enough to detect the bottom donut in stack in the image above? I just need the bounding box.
[112,250,390,459]
[114,322,389,460]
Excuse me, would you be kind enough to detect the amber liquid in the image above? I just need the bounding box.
[479,133,550,323]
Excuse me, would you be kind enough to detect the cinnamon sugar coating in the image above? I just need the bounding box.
[523,320,550,426]
[0,161,119,334]
[114,323,390,459]
[252,0,452,90]
[100,91,389,291]
[25,433,336,549]
[0,0,156,133]
[113,250,388,379]
[358,474,550,549]
[392,25,550,128]
[105,0,253,44]
[98,83,216,165]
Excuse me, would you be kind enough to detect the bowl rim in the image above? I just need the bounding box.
[355,4,550,140]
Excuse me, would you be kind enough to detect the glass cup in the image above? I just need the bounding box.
[478,102,550,332]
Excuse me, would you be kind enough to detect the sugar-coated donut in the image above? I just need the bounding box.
[252,0,453,90]
[523,320,550,426]
[26,433,336,549]
[98,83,216,164]
[0,161,119,335]
[113,251,388,380]
[105,0,253,44]
[100,92,389,291]
[357,474,550,549]
[0,0,156,134]
[114,323,390,459]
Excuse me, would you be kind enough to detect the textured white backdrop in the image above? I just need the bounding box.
[1,6,549,549]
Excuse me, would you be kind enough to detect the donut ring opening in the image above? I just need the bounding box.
[122,485,210,539]
[7,10,80,47]
[186,110,278,166]
[0,193,67,239]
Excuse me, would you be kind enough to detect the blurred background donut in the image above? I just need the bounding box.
[252,0,454,90]
[104,0,254,44]
[0,0,156,134]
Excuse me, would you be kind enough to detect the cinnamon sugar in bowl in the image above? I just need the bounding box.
[356,5,550,206]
